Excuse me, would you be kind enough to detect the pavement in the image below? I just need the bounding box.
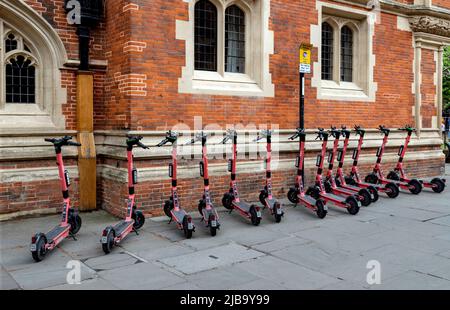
[1,166,450,290]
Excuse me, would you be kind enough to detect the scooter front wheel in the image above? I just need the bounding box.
[387,171,400,181]
[365,173,379,184]
[408,179,422,195]
[163,200,173,218]
[385,183,400,198]
[346,196,360,215]
[287,188,299,204]
[345,176,357,186]
[259,190,268,206]
[69,214,82,235]
[31,234,47,262]
[358,189,372,207]
[222,193,234,210]
[431,178,445,193]
[132,210,145,230]
[102,229,115,254]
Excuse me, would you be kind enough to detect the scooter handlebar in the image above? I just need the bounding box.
[156,138,169,147]
[315,128,326,140]
[353,125,365,136]
[289,128,304,140]
[378,125,390,135]
[44,136,81,147]
[398,125,416,132]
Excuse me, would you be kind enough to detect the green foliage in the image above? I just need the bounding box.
[444,47,450,111]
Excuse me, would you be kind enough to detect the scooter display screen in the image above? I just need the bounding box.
[316,155,322,167]
[295,156,300,168]
[337,150,343,162]
[398,145,404,156]
[376,147,382,157]
[352,149,358,160]
[199,162,204,177]
[64,169,71,187]
[327,152,333,163]
[228,159,233,172]
[169,164,173,178]
[132,168,138,184]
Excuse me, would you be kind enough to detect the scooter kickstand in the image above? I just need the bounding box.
[168,218,172,224]
[133,228,139,235]
[69,232,77,241]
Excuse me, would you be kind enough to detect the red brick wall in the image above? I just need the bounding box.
[98,1,416,132]
[433,0,450,9]
[421,49,437,128]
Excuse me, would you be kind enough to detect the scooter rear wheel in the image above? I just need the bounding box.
[346,196,360,215]
[408,179,422,195]
[367,186,379,203]
[132,210,145,230]
[69,214,82,235]
[249,206,261,226]
[31,234,47,262]
[183,216,193,239]
[358,189,372,207]
[102,229,115,254]
[385,183,400,198]
[431,178,445,193]
[287,188,299,204]
[273,202,282,223]
[315,200,327,219]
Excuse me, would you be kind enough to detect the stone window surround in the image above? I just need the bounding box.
[0,0,68,131]
[177,0,274,97]
[311,1,377,102]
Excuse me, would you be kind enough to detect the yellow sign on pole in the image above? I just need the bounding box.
[299,43,313,74]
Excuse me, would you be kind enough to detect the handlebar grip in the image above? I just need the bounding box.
[69,142,81,147]
[44,138,53,142]
[137,141,149,149]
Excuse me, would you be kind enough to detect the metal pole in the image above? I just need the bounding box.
[300,72,305,130]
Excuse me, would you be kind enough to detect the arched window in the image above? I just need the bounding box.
[3,30,37,104]
[6,55,36,104]
[195,0,218,71]
[225,5,245,73]
[340,26,353,82]
[321,22,333,81]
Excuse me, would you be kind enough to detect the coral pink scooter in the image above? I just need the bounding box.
[31,136,82,262]
[101,136,147,254]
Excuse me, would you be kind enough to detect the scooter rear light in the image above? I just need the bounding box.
[210,215,216,221]
[31,236,37,243]
[255,206,260,212]
[102,230,108,236]
[187,216,192,223]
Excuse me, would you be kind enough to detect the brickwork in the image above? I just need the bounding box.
[421,49,438,128]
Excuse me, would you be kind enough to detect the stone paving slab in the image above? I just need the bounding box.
[370,270,450,290]
[158,243,265,275]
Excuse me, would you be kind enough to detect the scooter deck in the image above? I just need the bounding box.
[341,183,366,192]
[233,201,251,212]
[300,194,317,205]
[46,225,67,243]
[357,181,385,190]
[320,192,348,203]
[172,209,187,222]
[265,198,277,209]
[114,220,133,236]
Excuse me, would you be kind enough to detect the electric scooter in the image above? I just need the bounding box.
[287,128,328,219]
[255,130,284,223]
[334,126,379,203]
[30,136,82,262]
[158,131,195,238]
[186,132,220,236]
[387,125,446,193]
[324,127,372,207]
[365,126,422,194]
[308,129,361,215]
[101,136,147,254]
[222,129,262,226]
[345,126,399,198]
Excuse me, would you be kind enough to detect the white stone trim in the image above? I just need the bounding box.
[0,166,79,183]
[177,0,274,97]
[312,1,377,102]
[0,207,57,222]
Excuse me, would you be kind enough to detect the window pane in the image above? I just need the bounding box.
[321,22,333,80]
[195,0,217,71]
[340,26,353,82]
[5,33,18,53]
[5,56,36,104]
[225,5,245,73]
